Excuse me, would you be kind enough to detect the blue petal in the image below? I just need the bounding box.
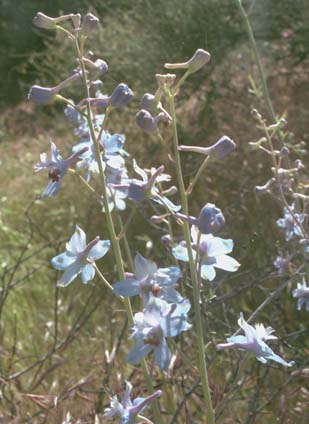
[88,239,110,260]
[67,225,87,254]
[134,253,157,280]
[127,341,153,365]
[156,266,181,286]
[51,251,76,270]
[40,181,61,199]
[154,338,171,370]
[57,261,82,287]
[103,133,125,153]
[113,279,141,297]
[81,263,95,284]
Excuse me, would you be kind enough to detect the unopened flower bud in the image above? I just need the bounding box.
[28,85,57,104]
[136,109,169,134]
[33,12,57,29]
[178,136,236,160]
[248,137,267,151]
[162,186,178,196]
[80,13,100,35]
[151,215,168,224]
[251,109,262,121]
[267,117,287,131]
[109,83,134,108]
[279,146,290,157]
[33,12,79,30]
[155,73,177,90]
[295,159,304,170]
[94,59,108,74]
[141,93,156,111]
[165,49,210,74]
[254,178,276,196]
[197,203,225,234]
[161,234,173,247]
[71,14,81,29]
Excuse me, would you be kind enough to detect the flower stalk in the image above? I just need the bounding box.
[167,89,215,423]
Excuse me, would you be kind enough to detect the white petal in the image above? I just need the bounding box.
[215,254,240,272]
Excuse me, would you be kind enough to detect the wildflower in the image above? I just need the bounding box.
[101,186,127,212]
[128,297,191,370]
[175,203,225,234]
[72,130,127,181]
[165,49,211,74]
[33,12,77,30]
[136,109,170,134]
[293,277,309,311]
[276,203,305,241]
[113,252,183,304]
[178,135,236,160]
[216,313,295,367]
[80,13,100,35]
[51,225,110,287]
[83,58,109,75]
[273,255,289,275]
[173,226,240,281]
[29,72,81,105]
[34,142,88,199]
[109,83,134,108]
[254,178,276,196]
[112,160,181,212]
[104,380,162,423]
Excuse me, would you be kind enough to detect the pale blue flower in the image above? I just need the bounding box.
[293,277,309,311]
[128,297,191,370]
[172,226,240,281]
[113,252,183,304]
[112,160,181,212]
[51,225,110,287]
[276,203,305,241]
[216,313,295,367]
[104,381,162,423]
[34,142,87,199]
[72,130,128,181]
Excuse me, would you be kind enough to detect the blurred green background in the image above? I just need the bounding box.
[0,1,308,422]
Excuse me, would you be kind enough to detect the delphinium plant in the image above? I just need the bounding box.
[28,10,298,423]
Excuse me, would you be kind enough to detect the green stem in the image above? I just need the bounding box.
[75,35,163,424]
[235,0,276,124]
[186,156,210,195]
[168,90,215,423]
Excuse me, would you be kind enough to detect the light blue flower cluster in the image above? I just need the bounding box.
[112,159,181,213]
[104,380,162,423]
[216,313,295,367]
[113,252,191,370]
[276,203,305,241]
[128,297,191,370]
[293,277,309,311]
